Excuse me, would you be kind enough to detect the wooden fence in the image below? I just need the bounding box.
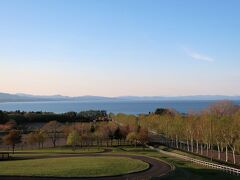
[148,146,240,176]
[0,152,10,160]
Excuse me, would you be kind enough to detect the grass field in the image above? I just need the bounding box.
[1,146,239,179]
[13,147,105,154]
[0,156,149,177]
[113,147,239,180]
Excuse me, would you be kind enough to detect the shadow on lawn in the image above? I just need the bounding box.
[154,166,239,180]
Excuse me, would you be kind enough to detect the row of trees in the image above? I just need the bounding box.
[0,110,109,124]
[65,121,148,149]
[0,120,149,153]
[113,101,240,165]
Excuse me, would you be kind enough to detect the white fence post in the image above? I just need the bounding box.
[148,145,240,176]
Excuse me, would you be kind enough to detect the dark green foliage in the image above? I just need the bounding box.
[154,108,176,116]
[77,110,107,121]
[4,110,108,124]
[90,124,96,133]
[114,126,123,140]
[0,110,9,123]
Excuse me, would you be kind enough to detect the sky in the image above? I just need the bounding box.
[0,0,240,97]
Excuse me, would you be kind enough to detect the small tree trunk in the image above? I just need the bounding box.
[225,145,228,162]
[191,138,193,152]
[210,143,212,160]
[176,136,178,148]
[233,150,236,164]
[196,140,199,154]
[201,143,203,155]
[217,144,221,160]
[231,146,236,164]
[187,140,190,151]
[220,143,224,152]
[206,144,209,156]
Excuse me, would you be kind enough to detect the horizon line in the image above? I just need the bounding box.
[1,92,240,98]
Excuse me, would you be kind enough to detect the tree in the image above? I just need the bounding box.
[0,120,17,131]
[155,108,177,116]
[3,130,22,154]
[137,128,149,146]
[127,132,138,147]
[224,110,240,164]
[94,130,105,147]
[207,100,239,162]
[0,110,8,123]
[105,123,117,146]
[114,126,123,145]
[25,132,36,147]
[42,121,62,148]
[35,130,47,149]
[67,130,81,150]
[119,125,130,144]
[97,124,111,146]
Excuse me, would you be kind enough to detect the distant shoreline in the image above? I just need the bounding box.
[1,100,240,114]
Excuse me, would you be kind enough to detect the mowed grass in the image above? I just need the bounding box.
[154,154,239,180]
[112,147,239,180]
[12,147,105,154]
[1,146,238,179]
[9,147,105,158]
[0,156,149,177]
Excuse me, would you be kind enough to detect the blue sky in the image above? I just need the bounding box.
[0,0,240,96]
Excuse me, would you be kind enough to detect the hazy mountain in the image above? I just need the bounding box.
[71,96,117,101]
[117,95,240,101]
[0,93,115,103]
[16,93,69,99]
[0,92,240,103]
[0,93,65,102]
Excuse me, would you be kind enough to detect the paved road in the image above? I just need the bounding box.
[0,150,173,180]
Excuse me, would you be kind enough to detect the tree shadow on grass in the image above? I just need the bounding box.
[153,167,239,180]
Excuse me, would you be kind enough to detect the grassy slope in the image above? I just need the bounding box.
[158,145,240,168]
[0,156,149,177]
[113,147,239,180]
[1,146,239,179]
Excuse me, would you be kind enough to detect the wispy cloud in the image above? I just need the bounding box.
[183,47,215,62]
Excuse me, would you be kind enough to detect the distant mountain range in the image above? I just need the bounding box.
[0,92,240,103]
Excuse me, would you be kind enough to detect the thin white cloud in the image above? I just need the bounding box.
[183,47,215,62]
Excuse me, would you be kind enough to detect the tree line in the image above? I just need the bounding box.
[0,120,149,153]
[113,101,240,165]
[0,110,109,124]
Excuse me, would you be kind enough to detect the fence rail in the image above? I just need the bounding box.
[148,146,240,176]
[0,152,10,160]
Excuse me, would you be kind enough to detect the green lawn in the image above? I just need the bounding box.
[11,147,105,154]
[1,146,239,179]
[111,147,239,180]
[152,154,239,180]
[0,156,149,177]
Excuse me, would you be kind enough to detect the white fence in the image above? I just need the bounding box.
[149,146,240,176]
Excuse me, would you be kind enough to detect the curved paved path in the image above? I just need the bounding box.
[0,150,173,180]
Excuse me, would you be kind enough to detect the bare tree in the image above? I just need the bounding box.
[42,121,62,148]
[3,130,22,154]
